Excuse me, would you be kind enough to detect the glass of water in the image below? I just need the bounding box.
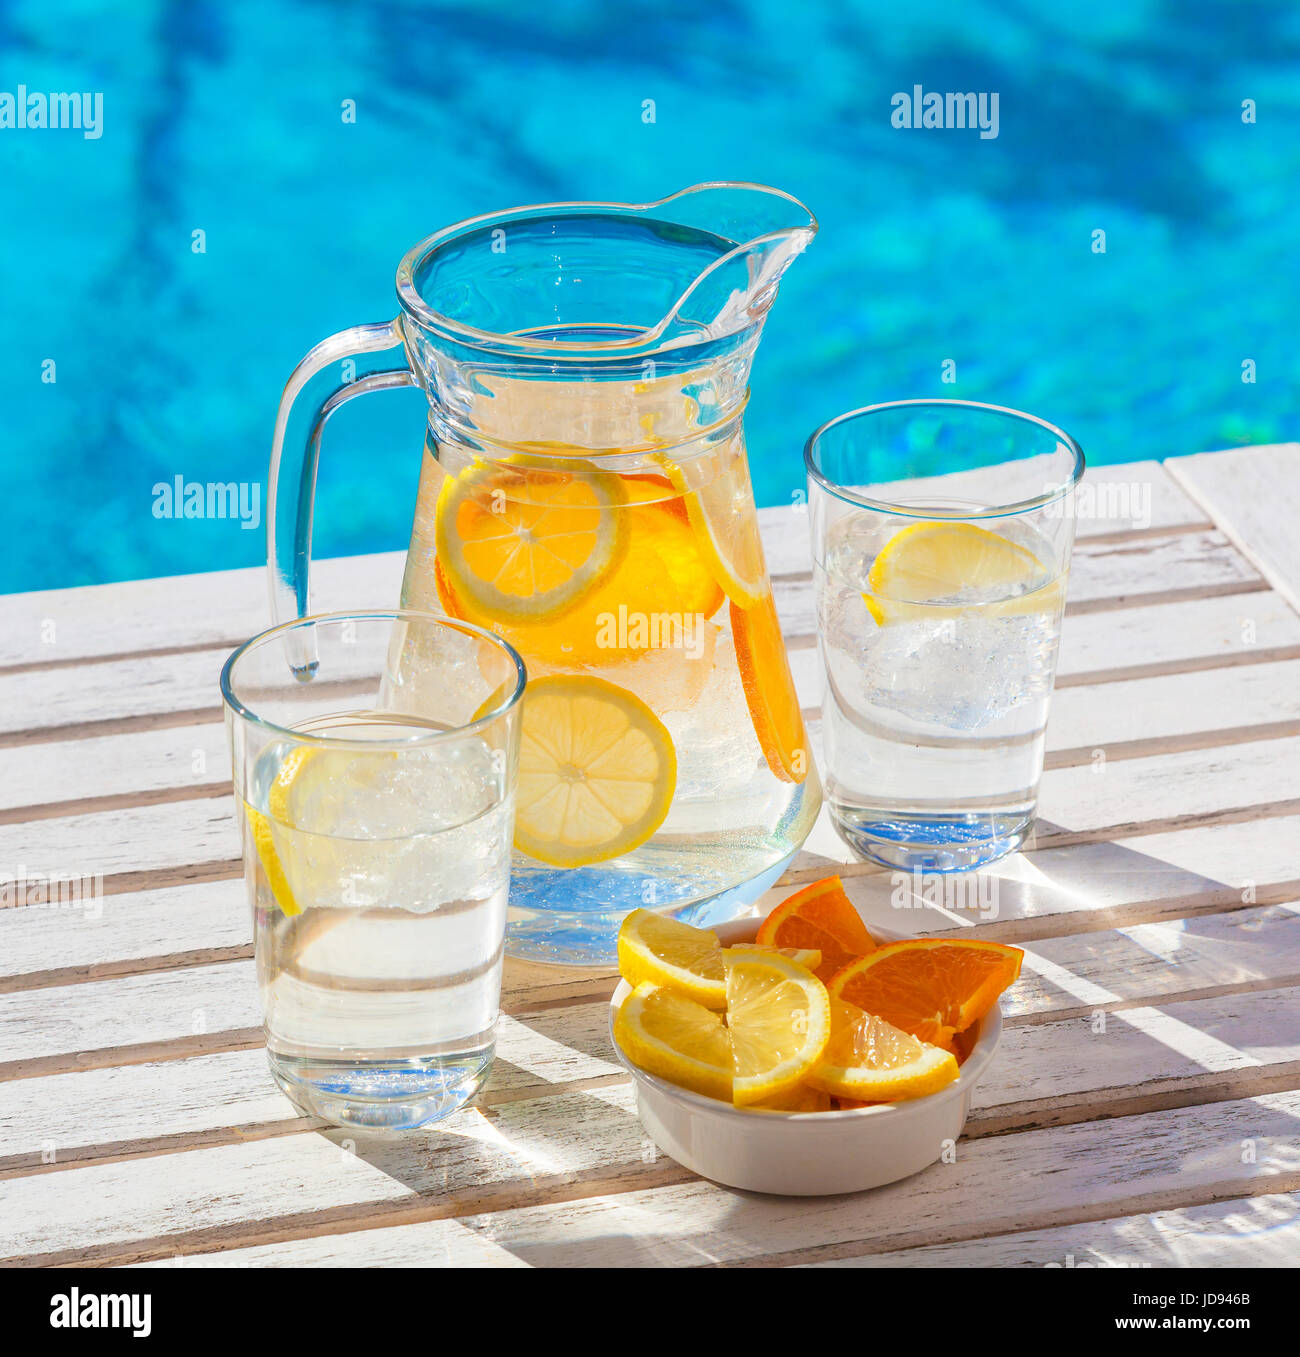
[805,400,1083,873]
[221,610,525,1132]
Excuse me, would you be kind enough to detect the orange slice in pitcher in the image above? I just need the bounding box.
[513,675,677,868]
[435,458,628,624]
[654,449,767,609]
[828,937,1023,1051]
[730,594,810,783]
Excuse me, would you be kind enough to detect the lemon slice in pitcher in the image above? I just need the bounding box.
[654,449,767,609]
[435,458,628,624]
[864,522,1056,625]
[513,675,677,868]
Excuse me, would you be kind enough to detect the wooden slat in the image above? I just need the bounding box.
[448,1089,1300,1268]
[4,807,1296,1003]
[1169,444,1300,612]
[143,1190,1300,1269]
[2,461,1208,674]
[803,1192,1300,1269]
[7,733,1300,898]
[0,528,1264,748]
[9,1084,1294,1267]
[794,811,1300,935]
[0,553,406,672]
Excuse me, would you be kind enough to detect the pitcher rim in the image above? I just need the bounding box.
[394,181,818,356]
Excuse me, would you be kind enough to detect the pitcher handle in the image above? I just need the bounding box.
[267,318,414,653]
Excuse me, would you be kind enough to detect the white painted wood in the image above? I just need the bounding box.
[6,1075,1299,1265]
[0,552,407,670]
[0,961,622,1083]
[0,725,231,812]
[1055,591,1300,684]
[8,733,1300,894]
[5,931,1297,1179]
[1036,734,1300,840]
[0,878,250,985]
[0,459,1210,672]
[792,813,1300,939]
[0,1084,652,1262]
[969,985,1299,1126]
[0,528,1262,746]
[131,1217,533,1268]
[0,961,261,1066]
[804,1192,1300,1268]
[412,1090,1300,1268]
[1169,444,1300,612]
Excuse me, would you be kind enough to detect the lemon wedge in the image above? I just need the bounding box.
[725,942,823,972]
[613,981,734,1102]
[806,1000,959,1101]
[513,675,677,868]
[617,909,726,1009]
[724,951,832,1105]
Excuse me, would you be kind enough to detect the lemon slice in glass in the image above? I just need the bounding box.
[864,521,1059,625]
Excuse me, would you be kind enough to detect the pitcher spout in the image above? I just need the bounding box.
[647,182,818,350]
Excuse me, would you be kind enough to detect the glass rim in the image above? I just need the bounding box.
[394,180,817,357]
[219,609,527,750]
[803,398,1086,520]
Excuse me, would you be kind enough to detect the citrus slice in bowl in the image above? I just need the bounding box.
[828,937,1023,1051]
[806,999,959,1101]
[434,458,629,624]
[513,675,677,868]
[731,594,810,784]
[724,951,831,1105]
[617,909,726,1009]
[863,521,1057,625]
[613,981,734,1102]
[726,942,823,972]
[756,875,875,982]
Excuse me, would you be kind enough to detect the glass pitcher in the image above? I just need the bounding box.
[268,182,822,964]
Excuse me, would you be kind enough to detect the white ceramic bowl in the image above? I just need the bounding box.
[609,917,1002,1196]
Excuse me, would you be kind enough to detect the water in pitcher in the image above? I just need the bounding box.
[401,420,819,964]
[242,712,512,1130]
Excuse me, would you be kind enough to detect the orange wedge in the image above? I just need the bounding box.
[756,875,875,983]
[730,594,809,784]
[828,938,1023,1051]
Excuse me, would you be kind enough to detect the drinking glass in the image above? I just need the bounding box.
[805,400,1083,872]
[221,610,525,1131]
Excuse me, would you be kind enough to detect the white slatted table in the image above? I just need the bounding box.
[3,448,1299,1268]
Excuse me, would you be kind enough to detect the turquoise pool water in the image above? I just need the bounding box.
[2,0,1297,592]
